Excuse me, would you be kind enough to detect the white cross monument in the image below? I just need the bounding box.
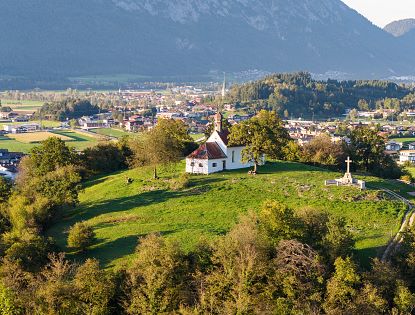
[324,156,366,189]
[342,156,354,185]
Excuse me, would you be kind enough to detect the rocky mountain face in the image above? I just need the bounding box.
[0,0,414,80]
[384,19,415,37]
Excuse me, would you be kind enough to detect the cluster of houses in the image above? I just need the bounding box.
[0,111,31,123]
[385,140,415,164]
[0,149,24,180]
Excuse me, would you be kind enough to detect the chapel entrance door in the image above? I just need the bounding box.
[223,160,226,170]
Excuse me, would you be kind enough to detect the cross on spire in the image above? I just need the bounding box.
[345,156,352,173]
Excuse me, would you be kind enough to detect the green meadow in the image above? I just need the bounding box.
[0,99,45,111]
[47,161,409,269]
[391,137,415,147]
[90,128,129,138]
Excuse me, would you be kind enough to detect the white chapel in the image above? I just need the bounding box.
[186,113,252,174]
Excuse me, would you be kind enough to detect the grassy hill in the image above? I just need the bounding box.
[47,161,411,269]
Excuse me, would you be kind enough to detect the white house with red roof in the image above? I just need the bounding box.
[186,113,252,174]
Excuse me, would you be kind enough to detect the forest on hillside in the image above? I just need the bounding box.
[229,72,415,118]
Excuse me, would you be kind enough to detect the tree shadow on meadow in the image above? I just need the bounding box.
[354,245,386,270]
[63,176,227,223]
[228,161,337,176]
[83,230,176,267]
[53,131,89,142]
[68,235,139,267]
[81,175,111,189]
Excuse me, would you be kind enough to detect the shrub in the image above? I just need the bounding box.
[67,222,95,252]
[401,174,413,184]
[169,173,190,191]
[0,283,21,315]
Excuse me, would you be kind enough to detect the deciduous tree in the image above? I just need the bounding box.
[228,110,290,173]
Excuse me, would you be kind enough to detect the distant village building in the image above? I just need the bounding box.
[80,122,107,130]
[124,120,142,132]
[0,149,24,164]
[3,123,40,134]
[0,165,18,180]
[400,150,415,164]
[385,140,402,152]
[186,113,252,174]
[0,149,24,180]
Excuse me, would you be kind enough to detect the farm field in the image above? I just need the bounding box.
[0,99,45,111]
[52,130,100,150]
[390,137,415,147]
[0,120,61,129]
[8,131,72,143]
[0,130,100,152]
[69,74,150,84]
[90,128,129,138]
[47,161,409,270]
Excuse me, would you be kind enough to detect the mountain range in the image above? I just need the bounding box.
[0,0,414,82]
[384,19,415,37]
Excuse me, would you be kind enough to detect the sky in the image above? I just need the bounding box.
[341,0,415,27]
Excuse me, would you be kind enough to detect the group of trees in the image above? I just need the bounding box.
[223,111,403,179]
[2,201,415,313]
[37,98,101,121]
[228,72,415,118]
[128,118,197,178]
[285,126,404,179]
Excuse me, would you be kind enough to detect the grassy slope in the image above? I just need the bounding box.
[190,133,205,141]
[47,161,408,269]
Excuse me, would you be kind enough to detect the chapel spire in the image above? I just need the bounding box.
[214,111,223,133]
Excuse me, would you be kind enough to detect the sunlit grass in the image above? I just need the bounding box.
[47,161,408,269]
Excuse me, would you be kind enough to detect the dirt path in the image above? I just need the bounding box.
[379,188,414,261]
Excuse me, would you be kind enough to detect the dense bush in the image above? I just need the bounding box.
[67,222,96,252]
[82,142,128,174]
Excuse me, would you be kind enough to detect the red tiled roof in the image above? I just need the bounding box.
[217,129,230,145]
[217,129,243,147]
[187,142,227,160]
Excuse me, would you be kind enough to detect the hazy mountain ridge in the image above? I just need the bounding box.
[111,0,347,28]
[384,19,415,37]
[0,0,414,81]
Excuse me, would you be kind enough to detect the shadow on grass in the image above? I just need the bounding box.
[52,131,90,142]
[69,235,139,267]
[81,230,177,267]
[65,177,226,223]
[228,161,336,175]
[82,176,109,189]
[0,136,13,142]
[355,245,386,270]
